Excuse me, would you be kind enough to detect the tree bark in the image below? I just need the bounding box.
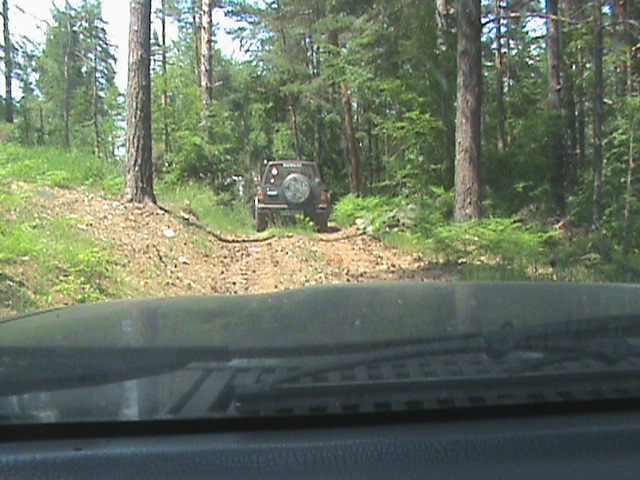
[436,0,455,189]
[615,0,631,95]
[199,0,214,128]
[63,1,72,149]
[577,97,586,169]
[92,56,101,157]
[436,0,450,53]
[289,100,303,159]
[276,23,303,160]
[577,52,586,169]
[495,0,506,152]
[623,111,636,250]
[125,0,156,204]
[2,0,13,123]
[564,63,577,192]
[592,0,604,230]
[192,0,202,86]
[329,30,361,196]
[546,0,565,215]
[340,78,361,195]
[562,0,578,191]
[161,0,171,155]
[454,0,482,221]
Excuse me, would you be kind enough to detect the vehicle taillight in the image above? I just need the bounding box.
[320,191,329,207]
[257,189,266,203]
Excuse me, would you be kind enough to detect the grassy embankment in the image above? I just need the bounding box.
[332,193,640,283]
[0,142,256,314]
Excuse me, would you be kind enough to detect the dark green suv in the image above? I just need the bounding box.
[254,160,330,232]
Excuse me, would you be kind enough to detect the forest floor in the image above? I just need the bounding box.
[62,186,456,294]
[1,184,457,317]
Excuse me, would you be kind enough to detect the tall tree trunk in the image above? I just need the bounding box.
[454,0,482,221]
[562,0,578,191]
[340,79,361,195]
[436,0,455,188]
[125,0,156,204]
[623,111,636,250]
[313,45,324,167]
[592,0,604,229]
[22,97,31,144]
[577,98,586,168]
[192,0,202,86]
[277,24,303,160]
[38,105,44,145]
[92,57,101,158]
[577,52,586,169]
[289,100,303,159]
[329,30,361,196]
[161,0,170,155]
[495,0,506,152]
[199,0,214,129]
[63,1,72,149]
[564,63,577,192]
[2,0,13,123]
[615,0,632,95]
[546,0,565,215]
[436,0,450,53]
[315,109,324,165]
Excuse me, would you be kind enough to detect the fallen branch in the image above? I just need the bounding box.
[159,205,276,244]
[316,231,367,243]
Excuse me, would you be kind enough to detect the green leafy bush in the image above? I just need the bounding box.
[334,189,453,236]
[333,194,415,234]
[334,192,559,279]
[426,217,557,276]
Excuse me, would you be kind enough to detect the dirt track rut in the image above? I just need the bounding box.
[40,187,454,299]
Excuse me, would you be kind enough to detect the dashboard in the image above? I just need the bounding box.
[2,402,640,479]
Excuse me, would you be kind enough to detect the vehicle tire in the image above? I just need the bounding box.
[282,173,311,204]
[256,213,267,232]
[255,203,268,232]
[314,215,328,233]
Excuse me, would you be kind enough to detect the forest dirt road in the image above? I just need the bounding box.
[35,186,455,300]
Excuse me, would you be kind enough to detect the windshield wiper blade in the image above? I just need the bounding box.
[238,313,640,395]
[4,314,640,399]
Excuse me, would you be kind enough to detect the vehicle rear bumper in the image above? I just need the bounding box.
[257,204,329,216]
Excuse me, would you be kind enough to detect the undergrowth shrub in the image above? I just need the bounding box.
[334,192,558,279]
[0,141,122,191]
[425,218,557,276]
[157,180,253,232]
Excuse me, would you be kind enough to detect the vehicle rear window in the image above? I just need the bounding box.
[263,163,320,184]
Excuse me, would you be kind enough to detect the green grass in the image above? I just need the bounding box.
[157,181,255,233]
[0,208,120,311]
[0,142,128,312]
[264,214,318,236]
[0,142,124,194]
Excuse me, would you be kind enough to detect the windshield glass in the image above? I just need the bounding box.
[262,162,320,184]
[1,0,639,425]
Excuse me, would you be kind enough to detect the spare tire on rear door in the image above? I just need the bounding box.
[282,173,311,204]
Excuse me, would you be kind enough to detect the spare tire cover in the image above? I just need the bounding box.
[282,173,311,204]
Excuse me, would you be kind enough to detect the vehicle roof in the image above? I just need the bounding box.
[266,160,317,166]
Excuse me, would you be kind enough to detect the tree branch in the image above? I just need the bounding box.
[482,12,579,27]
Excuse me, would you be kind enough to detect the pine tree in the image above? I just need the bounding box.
[125,0,156,204]
[454,0,482,221]
[2,0,14,123]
